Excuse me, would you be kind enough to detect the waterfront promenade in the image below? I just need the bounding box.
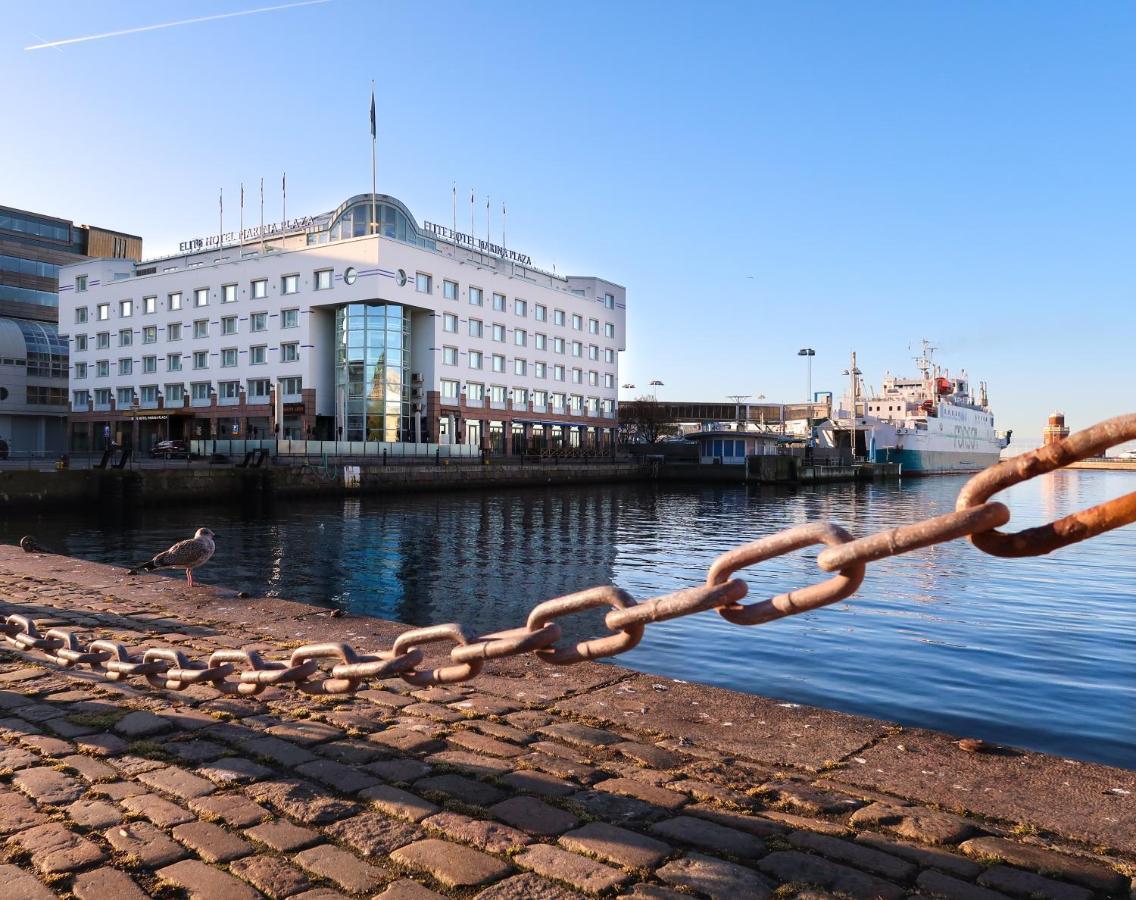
[0,547,1132,899]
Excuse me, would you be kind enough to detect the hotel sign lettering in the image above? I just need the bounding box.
[422,222,532,266]
[179,217,315,253]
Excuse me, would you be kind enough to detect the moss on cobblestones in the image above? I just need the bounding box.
[128,740,171,761]
[66,710,126,729]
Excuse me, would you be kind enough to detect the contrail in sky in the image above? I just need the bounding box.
[25,0,331,51]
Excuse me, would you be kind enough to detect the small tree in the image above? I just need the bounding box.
[619,396,675,444]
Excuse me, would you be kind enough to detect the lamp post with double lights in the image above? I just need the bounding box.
[798,348,815,421]
[842,352,863,461]
[648,379,664,403]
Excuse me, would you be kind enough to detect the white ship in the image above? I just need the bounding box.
[822,342,1011,475]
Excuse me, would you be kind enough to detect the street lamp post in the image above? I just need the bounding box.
[648,379,663,403]
[798,348,815,419]
[842,352,863,461]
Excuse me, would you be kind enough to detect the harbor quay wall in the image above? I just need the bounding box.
[0,461,648,509]
[0,546,1132,898]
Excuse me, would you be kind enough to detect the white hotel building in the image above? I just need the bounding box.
[58,194,625,453]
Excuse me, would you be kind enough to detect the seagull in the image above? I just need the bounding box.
[128,527,216,587]
[19,536,54,554]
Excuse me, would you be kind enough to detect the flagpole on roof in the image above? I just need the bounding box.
[259,177,265,255]
[218,188,223,254]
[502,201,506,250]
[451,182,457,258]
[239,182,244,254]
[470,188,474,243]
[486,194,490,245]
[282,172,286,226]
[370,80,377,236]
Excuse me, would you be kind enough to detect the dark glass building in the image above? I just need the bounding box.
[0,205,141,453]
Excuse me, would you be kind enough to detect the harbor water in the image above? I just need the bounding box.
[3,471,1133,768]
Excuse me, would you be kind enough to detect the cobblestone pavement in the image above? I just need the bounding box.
[0,547,1133,899]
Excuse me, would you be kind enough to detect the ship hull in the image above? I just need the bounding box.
[871,447,1001,475]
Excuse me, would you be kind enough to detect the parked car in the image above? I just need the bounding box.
[150,440,189,459]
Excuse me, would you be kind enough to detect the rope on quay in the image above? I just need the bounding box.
[5,413,1136,697]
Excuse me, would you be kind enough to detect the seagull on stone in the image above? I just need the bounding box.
[128,527,216,587]
[19,536,55,554]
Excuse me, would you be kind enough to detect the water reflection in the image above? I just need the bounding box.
[2,474,1134,768]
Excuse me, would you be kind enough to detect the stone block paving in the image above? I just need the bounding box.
[0,555,1134,899]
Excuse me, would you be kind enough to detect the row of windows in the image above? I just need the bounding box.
[73,309,299,349]
[423,274,617,321]
[77,343,300,377]
[27,386,68,405]
[440,349,614,386]
[74,377,302,407]
[0,213,70,242]
[440,313,617,344]
[437,379,612,413]
[0,255,61,280]
[72,269,328,313]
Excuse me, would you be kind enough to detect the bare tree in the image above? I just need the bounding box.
[619,396,675,444]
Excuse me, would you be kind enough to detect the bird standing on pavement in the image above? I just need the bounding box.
[128,527,216,587]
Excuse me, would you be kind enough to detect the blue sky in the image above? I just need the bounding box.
[3,1,1134,443]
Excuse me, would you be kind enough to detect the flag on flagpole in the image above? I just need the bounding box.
[370,87,376,139]
[240,183,244,209]
[219,188,223,214]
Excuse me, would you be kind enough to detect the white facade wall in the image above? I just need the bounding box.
[57,196,625,444]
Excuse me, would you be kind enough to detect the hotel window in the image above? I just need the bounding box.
[551,392,565,407]
[281,376,303,396]
[73,390,89,407]
[605,348,614,363]
[75,334,88,351]
[442,346,458,366]
[589,371,598,386]
[119,328,132,347]
[168,291,182,310]
[314,269,332,291]
[533,390,547,406]
[251,279,267,299]
[97,303,109,321]
[440,378,459,400]
[120,300,133,318]
[117,387,134,407]
[281,342,299,362]
[443,280,458,300]
[587,397,599,414]
[493,292,506,311]
[535,333,546,350]
[468,286,482,306]
[193,350,208,369]
[514,358,527,376]
[222,283,237,303]
[194,288,209,307]
[416,273,432,294]
[491,385,507,403]
[572,341,582,357]
[250,312,267,332]
[553,337,565,354]
[250,345,266,365]
[144,296,156,314]
[74,362,87,379]
[492,354,505,373]
[97,332,110,349]
[167,353,182,372]
[75,307,88,324]
[515,329,527,347]
[554,365,565,381]
[191,382,211,401]
[602,398,614,414]
[165,383,184,402]
[534,361,546,379]
[515,299,527,317]
[466,382,484,401]
[604,373,614,388]
[492,323,506,342]
[141,385,158,404]
[468,350,483,370]
[512,387,527,405]
[142,356,157,374]
[247,378,270,399]
[554,309,565,326]
[442,313,458,333]
[75,275,88,292]
[588,344,598,361]
[281,274,299,295]
[572,368,582,384]
[168,323,182,341]
[219,381,240,400]
[588,318,599,334]
[535,304,547,322]
[142,326,156,344]
[468,318,483,338]
[572,314,583,330]
[605,292,615,309]
[281,308,299,328]
[221,316,237,335]
[605,322,615,338]
[94,388,111,406]
[193,320,208,339]
[118,358,132,376]
[221,348,238,367]
[571,394,583,412]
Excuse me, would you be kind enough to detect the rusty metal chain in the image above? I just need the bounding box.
[4,413,1136,696]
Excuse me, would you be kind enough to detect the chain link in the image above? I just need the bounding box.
[3,414,1134,694]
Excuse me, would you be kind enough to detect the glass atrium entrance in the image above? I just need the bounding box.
[334,303,411,442]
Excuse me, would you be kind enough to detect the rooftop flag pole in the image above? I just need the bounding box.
[218,187,223,253]
[470,188,474,244]
[370,80,377,235]
[451,182,457,257]
[486,194,490,245]
[502,200,506,250]
[239,182,244,253]
[259,177,265,255]
[282,171,287,231]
